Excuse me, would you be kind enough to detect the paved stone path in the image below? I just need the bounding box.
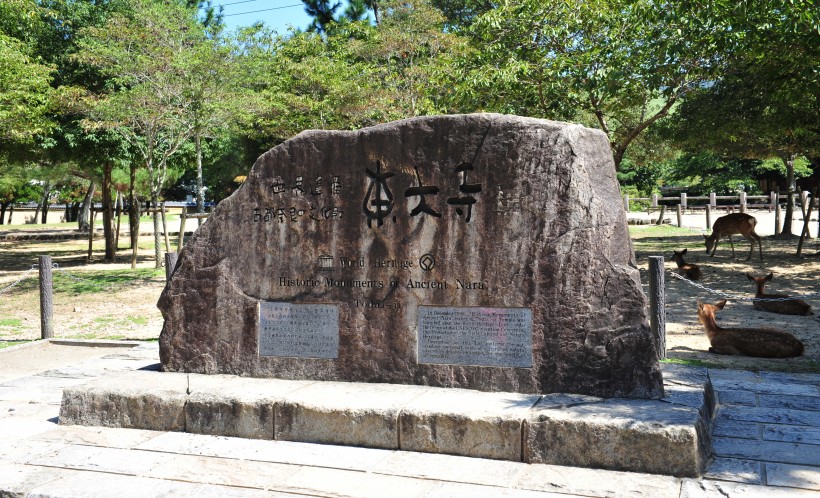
[1,341,818,497]
[706,369,820,490]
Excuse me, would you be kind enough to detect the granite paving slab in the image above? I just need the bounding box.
[763,425,820,445]
[371,451,526,488]
[135,432,395,472]
[712,436,820,466]
[514,462,683,498]
[679,478,818,497]
[704,457,763,484]
[716,405,820,426]
[765,462,820,490]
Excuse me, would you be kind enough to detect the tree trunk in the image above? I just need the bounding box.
[129,163,140,269]
[35,180,50,224]
[195,132,205,227]
[102,163,116,261]
[78,181,96,232]
[781,154,796,236]
[0,202,8,225]
[152,193,162,269]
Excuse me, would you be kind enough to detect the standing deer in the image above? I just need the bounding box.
[704,213,763,261]
[671,249,702,280]
[697,300,804,358]
[747,273,814,316]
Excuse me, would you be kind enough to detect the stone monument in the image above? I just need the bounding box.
[159,113,664,398]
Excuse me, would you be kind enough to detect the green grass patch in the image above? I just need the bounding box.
[127,316,148,326]
[0,318,23,327]
[53,267,164,295]
[661,357,711,369]
[71,333,126,340]
[0,340,30,349]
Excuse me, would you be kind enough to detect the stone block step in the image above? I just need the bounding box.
[58,363,714,478]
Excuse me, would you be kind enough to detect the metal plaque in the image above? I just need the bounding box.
[259,302,338,359]
[417,306,532,368]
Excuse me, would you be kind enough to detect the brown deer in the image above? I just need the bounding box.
[704,213,763,261]
[747,273,814,316]
[671,249,702,280]
[697,300,804,358]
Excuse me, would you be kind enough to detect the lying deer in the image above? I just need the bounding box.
[672,249,702,280]
[704,213,763,261]
[697,300,804,358]
[747,273,814,316]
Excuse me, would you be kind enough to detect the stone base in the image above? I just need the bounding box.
[59,364,714,477]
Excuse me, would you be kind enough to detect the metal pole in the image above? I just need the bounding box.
[38,255,54,339]
[648,256,666,360]
[165,252,178,282]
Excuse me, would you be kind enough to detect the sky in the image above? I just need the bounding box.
[208,0,319,34]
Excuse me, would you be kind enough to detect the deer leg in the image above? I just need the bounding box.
[728,235,735,258]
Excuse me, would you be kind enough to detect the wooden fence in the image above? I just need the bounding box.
[623,191,815,231]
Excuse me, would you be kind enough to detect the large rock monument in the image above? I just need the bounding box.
[159,113,664,398]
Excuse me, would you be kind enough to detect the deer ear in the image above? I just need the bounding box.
[703,235,708,240]
[766,273,773,281]
[746,274,755,281]
[716,300,727,309]
[697,300,704,310]
[682,248,688,255]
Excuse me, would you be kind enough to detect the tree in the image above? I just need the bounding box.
[0,0,56,151]
[75,1,205,268]
[179,23,254,219]
[666,1,819,235]
[303,0,341,33]
[449,0,724,170]
[352,0,467,118]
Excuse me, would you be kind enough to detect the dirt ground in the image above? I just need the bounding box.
[632,223,820,373]
[2,218,819,373]
[0,231,167,342]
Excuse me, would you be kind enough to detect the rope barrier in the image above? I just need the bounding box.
[2,262,163,296]
[0,264,39,295]
[667,270,820,301]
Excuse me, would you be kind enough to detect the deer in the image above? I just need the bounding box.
[746,273,814,316]
[704,213,763,261]
[697,300,804,358]
[671,249,702,280]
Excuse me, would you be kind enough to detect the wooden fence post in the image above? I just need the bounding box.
[676,204,683,227]
[680,193,687,210]
[161,201,170,253]
[709,192,716,208]
[705,205,712,230]
[178,208,187,251]
[38,255,54,339]
[648,256,666,360]
[651,194,658,208]
[623,195,630,213]
[739,192,747,213]
[165,252,178,282]
[775,192,782,235]
[769,191,777,211]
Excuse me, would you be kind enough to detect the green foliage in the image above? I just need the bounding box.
[0,33,55,143]
[449,0,723,168]
[666,152,761,195]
